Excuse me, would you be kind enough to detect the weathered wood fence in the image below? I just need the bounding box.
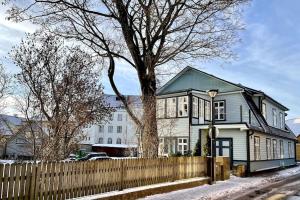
[0,156,229,200]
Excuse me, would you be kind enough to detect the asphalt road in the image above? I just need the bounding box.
[231,173,300,200]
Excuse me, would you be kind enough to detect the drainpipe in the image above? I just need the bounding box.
[246,130,251,176]
[188,90,193,155]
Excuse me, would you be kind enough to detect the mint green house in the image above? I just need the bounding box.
[156,67,296,173]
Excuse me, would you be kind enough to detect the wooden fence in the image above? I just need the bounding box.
[0,156,228,200]
[296,144,300,161]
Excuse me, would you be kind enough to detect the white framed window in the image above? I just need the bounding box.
[288,142,292,158]
[280,140,284,159]
[279,112,284,129]
[272,108,277,127]
[99,125,104,133]
[157,99,165,118]
[262,103,267,119]
[178,96,188,117]
[167,97,177,118]
[199,99,204,119]
[116,138,121,144]
[272,139,277,159]
[117,114,123,121]
[117,126,122,133]
[98,137,103,144]
[254,136,260,160]
[214,101,225,120]
[107,138,112,144]
[192,97,199,118]
[266,138,271,160]
[177,138,188,155]
[204,101,211,121]
[108,126,113,133]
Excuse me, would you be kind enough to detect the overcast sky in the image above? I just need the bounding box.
[1,0,300,119]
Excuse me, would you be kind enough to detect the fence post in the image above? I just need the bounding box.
[29,163,38,199]
[172,158,175,182]
[120,159,124,191]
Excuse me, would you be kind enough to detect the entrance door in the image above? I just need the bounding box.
[216,138,233,167]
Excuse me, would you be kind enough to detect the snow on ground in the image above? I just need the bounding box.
[141,165,300,200]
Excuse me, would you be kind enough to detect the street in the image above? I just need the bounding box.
[232,173,300,200]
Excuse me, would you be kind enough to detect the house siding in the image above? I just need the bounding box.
[249,131,296,172]
[263,99,285,129]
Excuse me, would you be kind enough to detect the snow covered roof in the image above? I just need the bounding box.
[286,118,300,136]
[104,94,142,108]
[92,144,138,148]
[0,114,25,136]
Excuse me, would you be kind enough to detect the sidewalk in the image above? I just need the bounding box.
[141,165,300,200]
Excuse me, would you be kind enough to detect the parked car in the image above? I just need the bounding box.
[77,152,109,161]
[88,156,111,161]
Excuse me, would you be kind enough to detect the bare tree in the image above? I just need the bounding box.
[0,64,10,112]
[10,32,112,160]
[7,0,248,157]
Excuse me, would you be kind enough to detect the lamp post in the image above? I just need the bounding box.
[207,89,218,184]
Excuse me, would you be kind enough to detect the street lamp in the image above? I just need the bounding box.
[207,89,218,184]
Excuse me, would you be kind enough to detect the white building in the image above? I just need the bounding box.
[80,95,141,154]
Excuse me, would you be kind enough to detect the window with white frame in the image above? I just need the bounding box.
[272,108,277,127]
[108,126,113,133]
[177,138,188,155]
[178,96,188,117]
[204,101,211,121]
[98,137,103,144]
[280,140,284,158]
[199,99,204,119]
[117,126,122,133]
[266,138,271,160]
[262,103,267,119]
[107,138,112,144]
[279,112,284,129]
[157,99,165,118]
[254,136,260,160]
[214,101,225,120]
[117,114,122,121]
[288,142,292,158]
[192,97,199,118]
[272,139,277,159]
[167,97,177,118]
[99,125,104,133]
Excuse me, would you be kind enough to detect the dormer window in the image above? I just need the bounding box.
[272,108,277,127]
[279,112,284,129]
[262,103,267,119]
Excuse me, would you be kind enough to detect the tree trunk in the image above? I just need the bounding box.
[141,86,159,158]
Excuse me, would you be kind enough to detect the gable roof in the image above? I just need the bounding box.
[157,66,288,111]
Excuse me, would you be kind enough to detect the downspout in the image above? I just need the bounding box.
[246,130,254,176]
[188,90,193,154]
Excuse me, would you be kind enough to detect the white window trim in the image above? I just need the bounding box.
[214,101,225,121]
[254,136,260,160]
[178,96,188,117]
[167,97,177,118]
[192,96,199,118]
[266,138,271,160]
[157,99,165,118]
[262,103,267,119]
[117,126,122,133]
[272,108,277,127]
[177,138,188,155]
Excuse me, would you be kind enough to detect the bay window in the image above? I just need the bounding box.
[157,99,165,118]
[178,96,188,117]
[167,97,177,118]
[192,97,199,118]
[204,101,211,121]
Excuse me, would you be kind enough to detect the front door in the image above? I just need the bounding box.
[216,138,233,167]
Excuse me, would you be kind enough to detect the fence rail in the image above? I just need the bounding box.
[0,156,228,199]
